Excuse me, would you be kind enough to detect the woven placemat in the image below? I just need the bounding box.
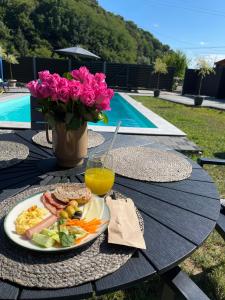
[0,130,13,134]
[32,130,105,149]
[0,141,29,169]
[109,146,192,182]
[0,184,143,289]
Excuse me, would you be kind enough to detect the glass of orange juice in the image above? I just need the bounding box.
[85,152,115,196]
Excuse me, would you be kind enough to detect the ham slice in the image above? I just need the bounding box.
[44,191,66,209]
[25,214,58,239]
[41,195,59,216]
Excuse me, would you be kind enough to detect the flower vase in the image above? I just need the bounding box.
[52,122,88,168]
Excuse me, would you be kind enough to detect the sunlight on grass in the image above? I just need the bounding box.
[133,96,225,300]
[90,96,225,300]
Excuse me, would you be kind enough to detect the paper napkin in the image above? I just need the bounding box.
[106,196,146,249]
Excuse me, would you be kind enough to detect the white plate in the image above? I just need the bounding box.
[4,191,110,252]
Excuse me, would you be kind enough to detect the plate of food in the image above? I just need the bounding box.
[4,183,110,252]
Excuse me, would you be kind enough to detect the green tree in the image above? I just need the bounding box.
[196,57,215,96]
[0,0,173,63]
[4,53,19,79]
[163,50,188,78]
[153,57,168,89]
[14,28,29,56]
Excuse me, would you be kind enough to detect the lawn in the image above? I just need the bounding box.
[132,96,225,300]
[92,96,225,300]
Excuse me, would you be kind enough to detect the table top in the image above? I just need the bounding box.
[0,129,221,300]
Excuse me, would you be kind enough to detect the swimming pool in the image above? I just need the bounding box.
[0,95,30,122]
[0,92,185,135]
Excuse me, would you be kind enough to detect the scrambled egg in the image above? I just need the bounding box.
[15,205,47,235]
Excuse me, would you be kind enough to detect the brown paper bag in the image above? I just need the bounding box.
[106,196,146,249]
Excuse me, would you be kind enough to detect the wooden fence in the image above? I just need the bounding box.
[182,67,225,99]
[2,57,175,91]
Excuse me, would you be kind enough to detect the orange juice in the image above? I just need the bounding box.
[85,168,115,196]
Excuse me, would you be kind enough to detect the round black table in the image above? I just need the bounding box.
[0,130,220,300]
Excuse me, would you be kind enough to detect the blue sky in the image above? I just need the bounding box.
[98,0,225,66]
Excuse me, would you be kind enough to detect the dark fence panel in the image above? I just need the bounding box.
[182,67,225,99]
[105,63,128,88]
[201,69,222,97]
[182,69,199,95]
[149,67,175,91]
[3,57,34,82]
[2,57,175,91]
[217,68,225,99]
[36,57,69,77]
[128,64,152,89]
[71,60,104,74]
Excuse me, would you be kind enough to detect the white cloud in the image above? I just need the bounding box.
[153,23,159,28]
[200,41,208,46]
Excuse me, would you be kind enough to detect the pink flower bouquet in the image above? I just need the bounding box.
[27,67,114,129]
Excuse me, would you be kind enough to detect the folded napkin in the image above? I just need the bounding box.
[106,196,146,249]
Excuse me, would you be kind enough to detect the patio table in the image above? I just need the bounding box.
[0,129,220,300]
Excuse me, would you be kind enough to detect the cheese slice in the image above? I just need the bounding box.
[83,197,104,221]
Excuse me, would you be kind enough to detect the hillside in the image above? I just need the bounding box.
[0,0,171,64]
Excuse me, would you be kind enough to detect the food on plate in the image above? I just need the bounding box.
[13,186,105,249]
[43,191,66,209]
[25,214,58,239]
[15,205,47,235]
[32,233,56,248]
[53,184,92,204]
[41,194,59,216]
[72,210,82,219]
[59,200,81,219]
[66,218,102,233]
[59,210,69,219]
[66,205,76,217]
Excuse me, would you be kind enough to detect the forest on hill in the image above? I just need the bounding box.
[0,0,172,64]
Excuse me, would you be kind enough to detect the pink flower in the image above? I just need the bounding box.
[70,80,82,101]
[58,77,69,88]
[36,82,51,98]
[38,70,51,82]
[45,75,60,87]
[57,87,70,103]
[27,68,114,112]
[94,73,106,83]
[95,88,114,111]
[80,84,96,107]
[71,66,94,84]
[26,80,38,98]
[55,77,70,103]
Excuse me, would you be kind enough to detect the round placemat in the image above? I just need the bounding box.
[0,141,29,169]
[32,130,105,149]
[0,130,13,134]
[0,184,143,288]
[109,146,192,182]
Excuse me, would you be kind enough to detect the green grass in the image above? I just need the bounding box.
[91,96,225,300]
[132,96,225,300]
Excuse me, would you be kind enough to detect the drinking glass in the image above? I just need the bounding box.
[85,152,115,196]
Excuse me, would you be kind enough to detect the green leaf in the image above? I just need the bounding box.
[63,72,73,80]
[68,117,82,130]
[58,218,65,226]
[101,113,109,124]
[65,112,74,125]
[59,232,76,247]
[45,113,55,128]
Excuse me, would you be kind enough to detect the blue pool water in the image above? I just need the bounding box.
[0,95,31,122]
[0,93,157,128]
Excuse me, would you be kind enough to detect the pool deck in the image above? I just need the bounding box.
[130,90,225,111]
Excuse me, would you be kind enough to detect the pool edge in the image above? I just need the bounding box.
[89,92,186,136]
